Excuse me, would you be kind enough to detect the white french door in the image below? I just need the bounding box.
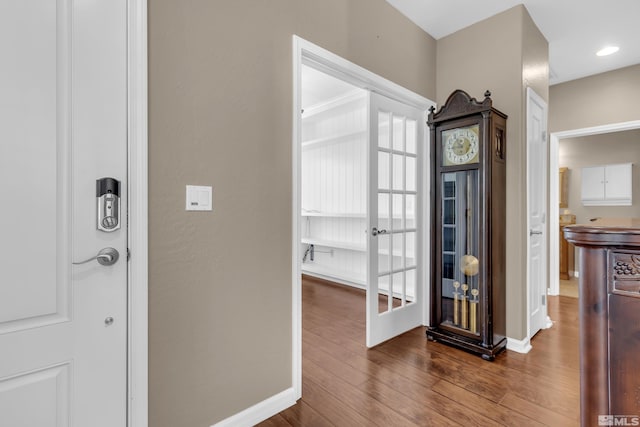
[0,0,128,425]
[367,92,425,347]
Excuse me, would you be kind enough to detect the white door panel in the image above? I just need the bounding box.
[0,0,128,425]
[367,92,425,347]
[526,88,548,339]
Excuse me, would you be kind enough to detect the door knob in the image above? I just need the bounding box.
[372,227,388,236]
[530,230,543,236]
[73,247,119,266]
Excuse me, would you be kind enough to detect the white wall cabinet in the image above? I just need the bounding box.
[581,163,632,206]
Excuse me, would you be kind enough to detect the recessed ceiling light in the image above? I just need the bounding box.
[596,46,619,57]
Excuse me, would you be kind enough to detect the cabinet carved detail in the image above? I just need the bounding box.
[429,90,493,120]
[609,252,640,297]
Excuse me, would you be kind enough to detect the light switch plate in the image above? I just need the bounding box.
[186,185,212,211]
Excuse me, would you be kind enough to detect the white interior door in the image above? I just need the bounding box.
[526,87,549,338]
[367,92,424,347]
[0,1,128,425]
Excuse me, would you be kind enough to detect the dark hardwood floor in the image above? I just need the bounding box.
[258,277,580,426]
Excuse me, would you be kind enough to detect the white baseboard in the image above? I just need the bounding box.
[507,336,532,354]
[212,387,297,427]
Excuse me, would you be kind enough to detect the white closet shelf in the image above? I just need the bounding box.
[302,264,366,287]
[301,129,366,150]
[301,212,415,220]
[301,237,414,258]
[302,90,366,119]
[301,237,366,252]
[301,211,366,218]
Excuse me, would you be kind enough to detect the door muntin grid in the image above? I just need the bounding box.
[377,110,418,313]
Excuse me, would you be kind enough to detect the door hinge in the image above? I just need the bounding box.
[127,248,131,261]
[542,294,546,306]
[542,130,547,141]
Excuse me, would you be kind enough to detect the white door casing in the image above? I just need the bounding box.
[292,35,434,401]
[526,87,550,339]
[367,92,425,348]
[0,0,129,425]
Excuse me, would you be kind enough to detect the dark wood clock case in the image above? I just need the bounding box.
[426,90,507,360]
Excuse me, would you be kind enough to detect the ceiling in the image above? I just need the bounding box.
[386,0,640,85]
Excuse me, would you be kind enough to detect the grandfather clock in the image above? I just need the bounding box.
[426,90,507,361]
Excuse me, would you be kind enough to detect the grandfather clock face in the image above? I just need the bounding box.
[442,125,480,166]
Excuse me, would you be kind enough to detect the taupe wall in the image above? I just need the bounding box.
[436,5,548,340]
[550,64,640,133]
[148,1,436,425]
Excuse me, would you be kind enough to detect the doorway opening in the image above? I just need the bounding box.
[292,36,434,398]
[548,120,640,297]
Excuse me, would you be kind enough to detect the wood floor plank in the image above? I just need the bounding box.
[259,278,580,427]
[304,358,421,426]
[376,337,509,403]
[304,325,442,391]
[300,377,371,427]
[500,393,577,426]
[432,379,546,427]
[256,413,292,427]
[277,400,334,427]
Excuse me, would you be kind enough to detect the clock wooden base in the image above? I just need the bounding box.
[426,326,507,361]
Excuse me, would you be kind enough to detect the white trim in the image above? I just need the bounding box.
[507,336,532,354]
[292,35,434,399]
[292,36,303,401]
[544,315,553,329]
[127,0,148,425]
[549,120,640,296]
[212,388,297,427]
[296,37,432,110]
[421,108,431,327]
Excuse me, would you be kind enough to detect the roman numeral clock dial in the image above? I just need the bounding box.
[443,126,479,166]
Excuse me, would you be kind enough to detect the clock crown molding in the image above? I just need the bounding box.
[429,89,505,125]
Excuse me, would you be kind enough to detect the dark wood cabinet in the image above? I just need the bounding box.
[564,218,640,427]
[559,214,576,280]
[426,90,507,361]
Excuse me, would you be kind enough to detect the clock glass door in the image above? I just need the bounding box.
[440,170,480,335]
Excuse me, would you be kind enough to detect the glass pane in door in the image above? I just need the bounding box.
[376,109,418,311]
